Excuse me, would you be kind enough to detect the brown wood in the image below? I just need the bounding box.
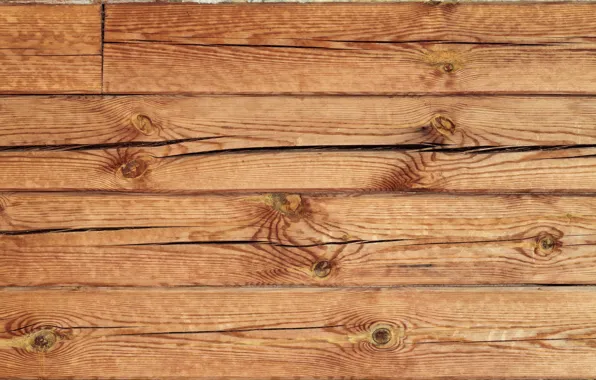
[2,229,594,287]
[1,147,595,192]
[103,43,596,94]
[1,192,594,244]
[0,5,100,55]
[2,95,596,148]
[105,3,596,45]
[0,5,101,93]
[1,287,596,379]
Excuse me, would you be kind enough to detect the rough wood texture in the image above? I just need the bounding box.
[103,43,596,94]
[1,147,595,192]
[105,3,596,45]
[2,288,596,379]
[0,191,593,242]
[0,5,100,55]
[2,95,596,148]
[0,5,102,93]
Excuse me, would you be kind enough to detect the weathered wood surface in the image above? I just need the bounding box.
[105,3,596,45]
[0,5,101,93]
[3,95,596,148]
[1,192,595,286]
[103,43,596,94]
[1,147,595,192]
[2,288,596,379]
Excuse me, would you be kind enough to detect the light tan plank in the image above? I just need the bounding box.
[105,3,596,46]
[103,43,596,94]
[2,95,596,148]
[1,288,596,379]
[0,147,595,192]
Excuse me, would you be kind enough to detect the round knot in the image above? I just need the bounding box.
[535,233,560,257]
[371,327,393,346]
[131,114,155,135]
[29,330,57,352]
[313,260,332,278]
[430,115,456,135]
[119,158,148,179]
[443,63,454,72]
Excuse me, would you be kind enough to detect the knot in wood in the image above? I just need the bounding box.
[430,115,456,136]
[120,158,148,179]
[371,327,393,346]
[131,114,155,135]
[29,329,57,353]
[313,260,332,278]
[535,233,559,256]
[270,194,302,216]
[442,62,454,73]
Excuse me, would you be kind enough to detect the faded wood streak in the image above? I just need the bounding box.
[2,96,596,147]
[1,288,596,378]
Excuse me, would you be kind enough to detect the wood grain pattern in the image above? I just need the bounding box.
[2,288,596,379]
[0,5,101,93]
[1,192,594,243]
[2,95,596,148]
[1,147,595,192]
[0,5,100,55]
[104,3,596,45]
[2,231,595,287]
[103,43,596,95]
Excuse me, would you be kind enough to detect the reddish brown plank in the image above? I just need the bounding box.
[0,147,595,192]
[0,5,101,94]
[105,3,596,46]
[2,96,596,148]
[1,192,594,244]
[0,5,100,55]
[2,234,595,287]
[103,43,596,95]
[1,287,596,379]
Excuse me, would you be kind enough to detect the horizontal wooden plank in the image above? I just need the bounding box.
[104,3,596,45]
[3,232,595,287]
[3,192,595,286]
[103,43,596,94]
[0,5,100,55]
[2,287,596,378]
[1,191,594,241]
[2,95,596,148]
[1,147,595,192]
[0,55,102,94]
[0,5,102,94]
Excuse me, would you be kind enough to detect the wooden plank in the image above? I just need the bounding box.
[2,231,595,287]
[2,192,595,286]
[2,95,596,148]
[0,5,101,94]
[1,191,594,243]
[0,5,100,55]
[104,3,596,46]
[1,287,596,379]
[103,43,596,95]
[0,55,102,94]
[1,147,595,192]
